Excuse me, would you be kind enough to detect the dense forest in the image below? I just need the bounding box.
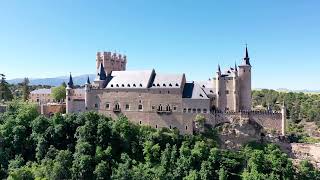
[0,101,319,180]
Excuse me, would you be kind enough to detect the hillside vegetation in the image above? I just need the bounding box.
[0,101,319,180]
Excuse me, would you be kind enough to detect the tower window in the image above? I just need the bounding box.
[138,104,143,111]
[158,104,163,111]
[173,106,177,111]
[106,103,110,109]
[125,104,130,110]
[156,125,158,129]
[185,126,188,130]
[166,105,171,111]
[139,121,142,124]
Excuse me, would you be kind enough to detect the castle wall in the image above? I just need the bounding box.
[249,112,282,133]
[39,104,66,117]
[225,78,236,111]
[86,85,215,134]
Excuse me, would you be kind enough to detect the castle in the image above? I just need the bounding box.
[66,47,286,135]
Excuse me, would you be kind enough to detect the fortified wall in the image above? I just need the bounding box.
[38,104,66,117]
[182,110,285,135]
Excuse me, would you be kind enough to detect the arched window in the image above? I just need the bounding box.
[138,104,143,111]
[115,103,120,110]
[166,105,171,111]
[158,104,163,111]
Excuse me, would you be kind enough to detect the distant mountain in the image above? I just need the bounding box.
[8,74,96,86]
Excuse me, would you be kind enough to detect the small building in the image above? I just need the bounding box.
[29,89,53,104]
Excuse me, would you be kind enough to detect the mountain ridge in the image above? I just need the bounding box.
[8,74,96,86]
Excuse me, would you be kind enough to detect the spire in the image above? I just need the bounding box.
[86,76,91,85]
[67,73,74,88]
[234,62,238,71]
[98,62,107,80]
[243,44,251,66]
[245,44,249,59]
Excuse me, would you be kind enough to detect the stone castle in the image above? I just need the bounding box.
[66,47,286,135]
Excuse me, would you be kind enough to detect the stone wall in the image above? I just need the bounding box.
[204,111,283,134]
[39,104,66,117]
[250,113,282,133]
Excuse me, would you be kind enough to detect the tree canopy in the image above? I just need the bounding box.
[0,74,13,101]
[0,101,318,179]
[51,85,66,102]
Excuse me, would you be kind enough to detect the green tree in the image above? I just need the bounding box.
[0,73,13,101]
[21,77,30,101]
[195,114,206,132]
[51,85,66,102]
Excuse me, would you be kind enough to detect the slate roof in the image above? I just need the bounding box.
[30,89,51,94]
[182,82,209,99]
[105,70,185,89]
[150,73,184,88]
[196,80,215,96]
[106,70,154,88]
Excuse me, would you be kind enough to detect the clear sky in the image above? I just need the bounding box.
[0,0,319,90]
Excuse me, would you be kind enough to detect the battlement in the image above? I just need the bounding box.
[96,51,127,63]
[96,51,127,74]
[212,110,281,116]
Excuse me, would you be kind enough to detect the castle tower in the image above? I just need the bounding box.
[94,62,107,88]
[238,46,252,111]
[215,65,227,112]
[66,73,74,113]
[84,76,91,110]
[96,51,127,75]
[233,63,239,112]
[281,102,287,136]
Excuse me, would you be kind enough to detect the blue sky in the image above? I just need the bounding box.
[0,0,319,90]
